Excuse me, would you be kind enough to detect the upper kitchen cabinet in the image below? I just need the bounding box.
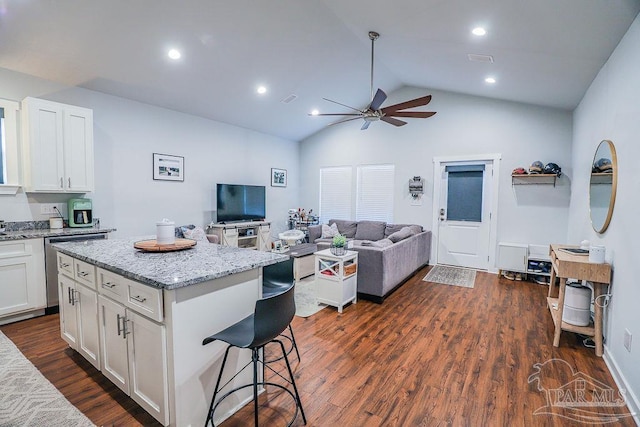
[21,97,94,193]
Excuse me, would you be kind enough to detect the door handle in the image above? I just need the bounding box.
[117,313,127,338]
[60,177,63,188]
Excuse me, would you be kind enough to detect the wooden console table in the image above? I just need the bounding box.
[547,245,611,356]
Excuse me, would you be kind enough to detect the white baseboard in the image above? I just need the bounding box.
[603,345,640,425]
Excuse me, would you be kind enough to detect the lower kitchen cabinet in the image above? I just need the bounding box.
[98,295,169,425]
[58,273,100,369]
[0,238,46,322]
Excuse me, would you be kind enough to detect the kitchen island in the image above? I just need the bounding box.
[53,238,288,427]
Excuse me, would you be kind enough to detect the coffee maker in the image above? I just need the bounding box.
[68,198,93,227]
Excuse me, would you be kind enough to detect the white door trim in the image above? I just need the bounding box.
[432,153,501,272]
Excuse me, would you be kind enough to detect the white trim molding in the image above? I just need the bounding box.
[604,346,640,424]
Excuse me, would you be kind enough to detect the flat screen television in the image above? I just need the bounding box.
[216,183,266,223]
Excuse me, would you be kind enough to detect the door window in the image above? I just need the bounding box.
[445,165,485,222]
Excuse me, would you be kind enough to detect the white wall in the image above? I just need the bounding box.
[300,86,573,262]
[0,68,299,238]
[568,14,640,413]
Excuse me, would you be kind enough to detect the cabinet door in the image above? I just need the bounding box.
[223,229,239,247]
[76,284,101,369]
[258,225,271,251]
[98,295,129,394]
[58,275,78,348]
[0,239,45,317]
[497,243,528,273]
[127,310,169,426]
[63,106,94,192]
[23,99,65,192]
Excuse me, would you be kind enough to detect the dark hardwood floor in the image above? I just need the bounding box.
[1,266,634,426]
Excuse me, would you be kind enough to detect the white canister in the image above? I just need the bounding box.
[49,217,63,230]
[589,245,606,264]
[156,218,176,245]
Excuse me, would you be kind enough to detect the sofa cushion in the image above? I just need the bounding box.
[388,226,414,243]
[371,238,394,248]
[354,220,386,241]
[321,223,339,238]
[384,223,423,237]
[329,219,358,238]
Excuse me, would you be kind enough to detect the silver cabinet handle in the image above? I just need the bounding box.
[102,281,116,289]
[68,177,71,188]
[130,295,147,303]
[117,313,128,338]
[70,289,78,306]
[77,271,89,277]
[68,287,72,304]
[59,262,70,268]
[60,177,63,188]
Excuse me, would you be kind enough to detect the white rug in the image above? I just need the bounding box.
[295,277,327,318]
[0,331,95,427]
[423,265,477,288]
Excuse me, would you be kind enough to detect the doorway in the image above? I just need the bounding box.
[432,154,501,270]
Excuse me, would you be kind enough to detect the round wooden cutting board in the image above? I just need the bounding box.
[134,238,197,252]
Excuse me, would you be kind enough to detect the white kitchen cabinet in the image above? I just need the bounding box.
[21,97,94,193]
[0,239,46,323]
[97,269,169,426]
[497,242,528,273]
[58,254,100,369]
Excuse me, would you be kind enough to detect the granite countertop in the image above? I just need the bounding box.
[53,238,289,290]
[0,227,115,241]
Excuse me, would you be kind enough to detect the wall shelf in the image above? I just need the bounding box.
[511,173,557,186]
[590,172,613,185]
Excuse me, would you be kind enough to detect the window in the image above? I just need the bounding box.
[356,164,395,222]
[319,167,352,223]
[0,107,5,184]
[445,164,485,222]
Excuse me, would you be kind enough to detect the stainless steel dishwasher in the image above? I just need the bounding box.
[44,233,108,313]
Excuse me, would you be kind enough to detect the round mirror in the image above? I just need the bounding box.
[589,140,617,233]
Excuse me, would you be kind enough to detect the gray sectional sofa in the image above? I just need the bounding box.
[308,219,431,302]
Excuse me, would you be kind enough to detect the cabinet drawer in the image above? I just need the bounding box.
[74,259,96,289]
[97,268,127,303]
[126,281,163,322]
[57,252,74,278]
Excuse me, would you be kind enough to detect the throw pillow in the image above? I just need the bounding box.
[183,226,207,241]
[321,223,339,238]
[371,238,393,248]
[388,226,413,243]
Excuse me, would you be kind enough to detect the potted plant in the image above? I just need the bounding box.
[331,234,347,256]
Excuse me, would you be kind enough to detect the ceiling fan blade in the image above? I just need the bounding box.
[381,116,407,127]
[381,95,432,114]
[368,88,387,111]
[322,98,363,113]
[361,121,372,130]
[310,113,362,117]
[328,117,363,127]
[386,111,437,118]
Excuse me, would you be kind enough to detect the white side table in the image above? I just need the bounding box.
[314,249,358,313]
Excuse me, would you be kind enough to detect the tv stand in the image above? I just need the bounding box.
[207,221,270,251]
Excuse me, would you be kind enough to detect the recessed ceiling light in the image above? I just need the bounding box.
[257,86,267,95]
[310,109,319,116]
[472,27,487,36]
[485,77,496,84]
[167,49,181,60]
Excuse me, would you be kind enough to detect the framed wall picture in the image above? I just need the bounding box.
[271,168,287,187]
[153,153,184,182]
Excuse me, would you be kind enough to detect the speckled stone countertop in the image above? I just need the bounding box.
[0,227,115,241]
[53,238,289,290]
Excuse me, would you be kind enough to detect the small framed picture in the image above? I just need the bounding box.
[271,168,287,187]
[153,153,184,182]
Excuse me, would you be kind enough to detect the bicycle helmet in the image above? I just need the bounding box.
[543,162,562,177]
[529,161,544,174]
[593,158,612,173]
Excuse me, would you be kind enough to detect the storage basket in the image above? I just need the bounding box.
[330,245,346,256]
[344,263,357,275]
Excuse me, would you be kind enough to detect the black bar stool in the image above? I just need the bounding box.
[263,257,300,361]
[202,284,306,427]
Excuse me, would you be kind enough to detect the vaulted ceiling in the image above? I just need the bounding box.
[1,1,638,141]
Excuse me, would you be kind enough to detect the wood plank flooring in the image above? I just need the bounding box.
[1,266,634,426]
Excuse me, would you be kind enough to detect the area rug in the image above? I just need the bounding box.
[295,277,327,318]
[0,331,95,427]
[423,265,477,288]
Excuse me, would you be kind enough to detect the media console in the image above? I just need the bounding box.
[207,221,271,251]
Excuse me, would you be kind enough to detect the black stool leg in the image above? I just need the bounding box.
[277,339,307,424]
[205,345,232,427]
[252,348,259,427]
[289,325,301,361]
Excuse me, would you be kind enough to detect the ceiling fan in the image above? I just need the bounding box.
[312,31,436,130]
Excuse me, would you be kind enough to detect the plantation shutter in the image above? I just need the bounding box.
[356,164,395,222]
[319,166,352,223]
